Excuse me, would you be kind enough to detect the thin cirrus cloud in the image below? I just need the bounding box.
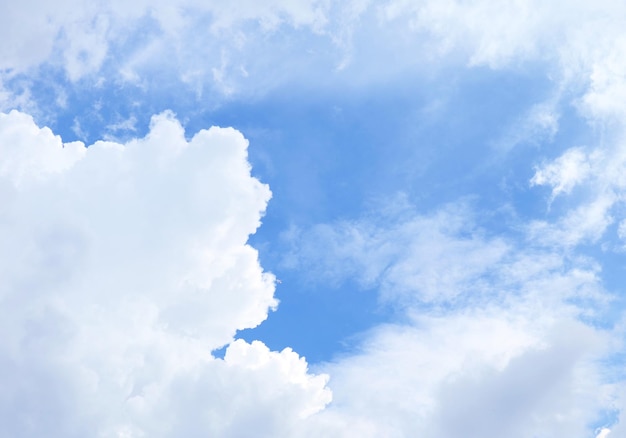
[2,0,626,437]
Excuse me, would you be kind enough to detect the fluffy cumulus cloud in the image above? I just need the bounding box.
[0,110,330,436]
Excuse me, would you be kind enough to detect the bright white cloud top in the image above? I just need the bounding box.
[2,1,626,437]
[0,110,331,436]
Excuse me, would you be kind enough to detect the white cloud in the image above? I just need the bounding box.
[282,197,620,436]
[4,107,617,436]
[0,110,86,186]
[0,0,331,82]
[381,0,550,67]
[320,267,610,436]
[531,147,595,200]
[0,0,625,102]
[286,199,611,315]
[61,16,111,81]
[527,134,626,247]
[374,1,626,255]
[379,0,626,74]
[286,202,507,304]
[5,0,626,435]
[316,313,611,438]
[496,100,561,152]
[577,35,626,122]
[4,0,626,117]
[527,194,616,247]
[0,110,332,436]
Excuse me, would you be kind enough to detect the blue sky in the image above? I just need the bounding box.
[1,1,626,437]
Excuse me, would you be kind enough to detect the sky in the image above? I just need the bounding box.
[1,0,626,437]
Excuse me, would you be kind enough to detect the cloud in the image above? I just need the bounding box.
[527,134,626,248]
[0,110,86,186]
[317,314,611,438]
[379,0,626,73]
[381,0,550,67]
[495,100,561,152]
[527,194,616,247]
[531,147,593,198]
[0,110,331,436]
[285,202,534,304]
[283,197,619,436]
[269,2,626,428]
[0,0,331,79]
[5,1,626,436]
[4,106,616,437]
[3,0,626,122]
[374,1,626,255]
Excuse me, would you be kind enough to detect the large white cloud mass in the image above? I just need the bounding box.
[0,110,331,437]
